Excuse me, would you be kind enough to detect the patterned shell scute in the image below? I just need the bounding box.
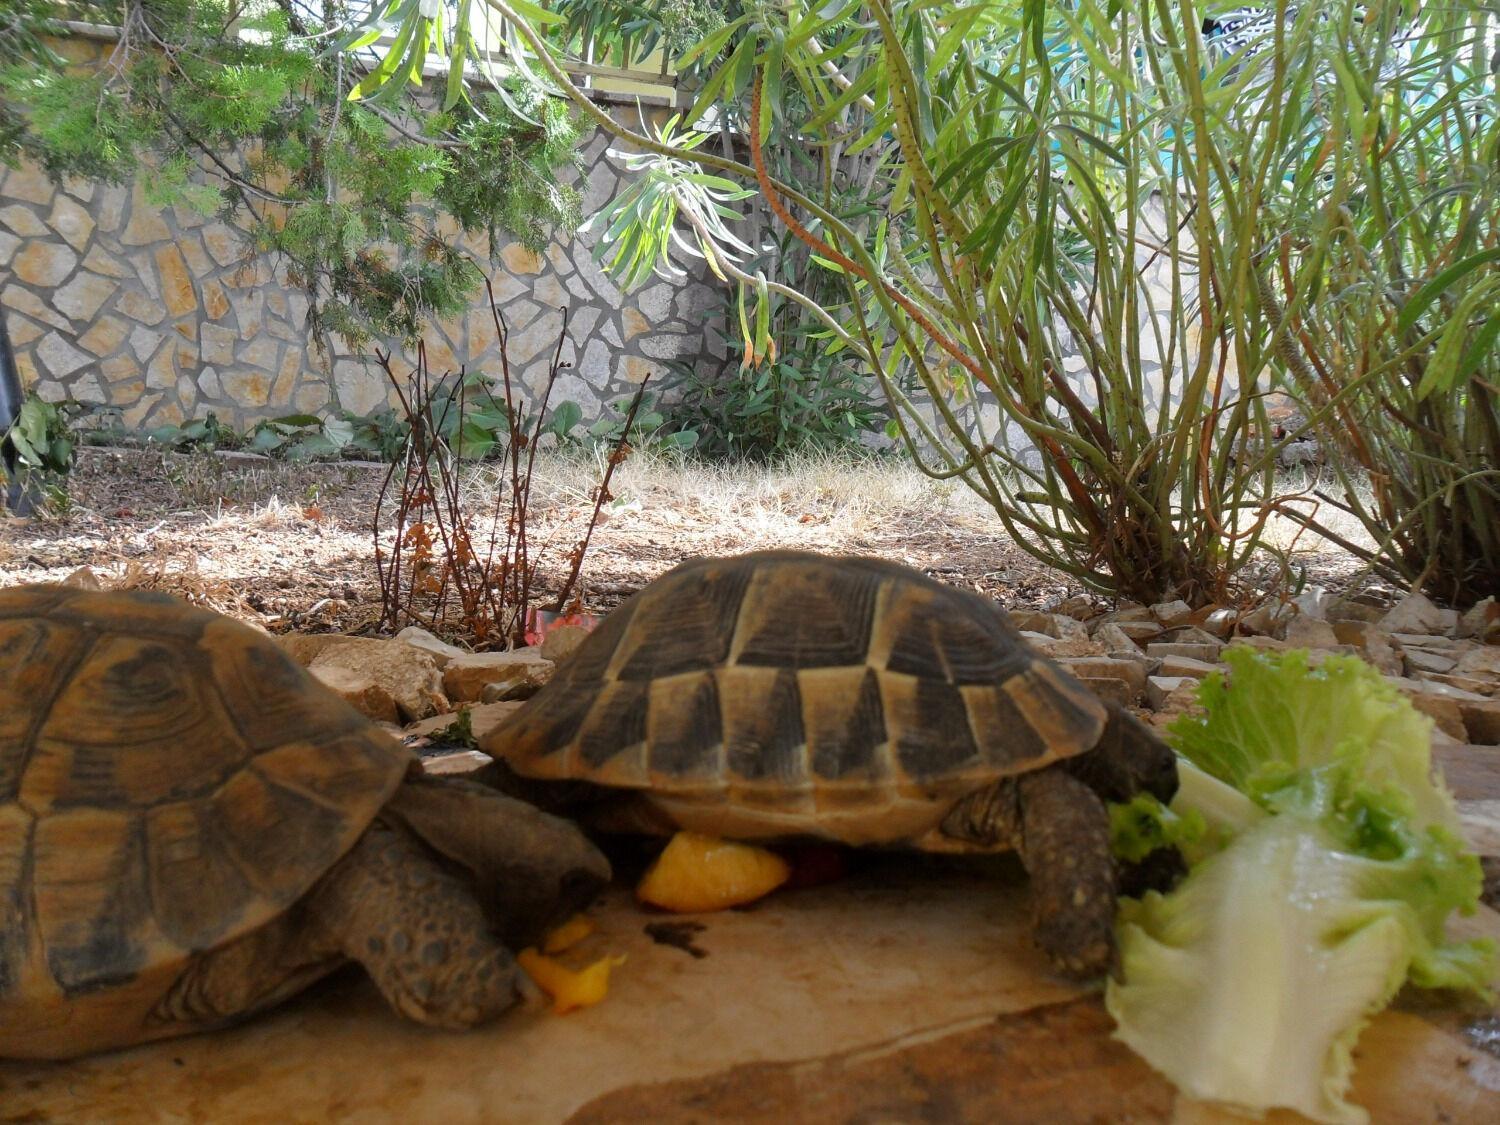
[0,585,412,1004]
[496,551,1108,796]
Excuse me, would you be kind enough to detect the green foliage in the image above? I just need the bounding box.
[0,1,583,365]
[1263,3,1500,603]
[2,394,77,478]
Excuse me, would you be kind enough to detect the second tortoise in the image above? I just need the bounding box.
[482,550,1178,976]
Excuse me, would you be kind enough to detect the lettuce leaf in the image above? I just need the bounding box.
[1106,648,1494,1125]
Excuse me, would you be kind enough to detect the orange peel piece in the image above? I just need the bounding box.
[517,948,625,1015]
[542,914,597,955]
[636,831,791,913]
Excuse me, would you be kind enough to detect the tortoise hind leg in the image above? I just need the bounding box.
[305,822,523,1028]
[943,766,1116,978]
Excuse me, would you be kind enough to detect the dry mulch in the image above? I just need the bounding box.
[0,446,1384,642]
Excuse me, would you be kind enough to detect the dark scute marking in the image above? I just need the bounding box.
[734,564,878,668]
[809,669,887,781]
[501,684,596,766]
[0,617,92,798]
[895,679,980,780]
[616,563,754,680]
[145,799,259,951]
[884,614,947,680]
[550,596,639,685]
[34,811,153,996]
[725,668,806,783]
[215,768,350,907]
[648,674,723,778]
[204,619,365,753]
[931,611,1030,684]
[0,583,74,620]
[0,807,32,999]
[577,680,650,769]
[965,684,1051,769]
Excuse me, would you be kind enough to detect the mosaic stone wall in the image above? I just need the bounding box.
[0,112,726,433]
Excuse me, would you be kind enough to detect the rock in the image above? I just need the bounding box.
[1148,600,1193,628]
[1459,699,1500,745]
[1239,601,1295,638]
[541,624,592,663]
[1047,594,1100,622]
[1159,626,1224,648]
[1078,677,1136,708]
[1423,673,1495,698]
[1292,585,1331,620]
[309,639,448,721]
[276,632,358,666]
[1389,633,1458,650]
[60,566,103,589]
[1020,631,1102,658]
[394,625,467,667]
[444,648,555,703]
[1282,615,1341,649]
[1326,596,1387,625]
[1379,592,1459,637]
[1157,654,1220,680]
[1455,647,1500,678]
[310,664,399,724]
[421,749,495,776]
[1146,676,1192,711]
[1145,642,1221,664]
[1405,649,1458,676]
[404,700,525,744]
[1094,605,1153,626]
[1146,679,1201,726]
[1455,598,1498,643]
[1009,611,1055,634]
[1200,608,1238,638]
[1057,657,1147,700]
[1093,623,1143,656]
[1331,621,1406,676]
[1105,620,1162,643]
[1386,676,1484,742]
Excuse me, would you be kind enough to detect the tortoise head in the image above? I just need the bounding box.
[1065,702,1178,805]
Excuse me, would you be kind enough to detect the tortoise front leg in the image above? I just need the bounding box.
[943,765,1116,978]
[306,822,524,1028]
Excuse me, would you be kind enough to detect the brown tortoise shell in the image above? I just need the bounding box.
[0,584,410,1016]
[493,552,1108,834]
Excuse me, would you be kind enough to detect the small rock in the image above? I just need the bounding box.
[1157,654,1221,680]
[1232,635,1287,652]
[1021,631,1103,658]
[1093,605,1154,626]
[394,625,467,667]
[1282,616,1342,649]
[1325,597,1387,625]
[1093,623,1143,656]
[1459,699,1500,744]
[1330,621,1405,676]
[541,624,592,663]
[1145,642,1222,664]
[1455,598,1497,643]
[1159,626,1224,648]
[1148,599,1194,628]
[1239,601,1295,638]
[444,648,555,703]
[1108,620,1164,643]
[1455,647,1500,678]
[61,566,103,589]
[402,700,525,743]
[310,664,400,724]
[1389,633,1458,650]
[1423,673,1495,697]
[1200,608,1238,638]
[1147,680,1202,727]
[1292,586,1331,620]
[422,749,495,777]
[1048,594,1100,622]
[1386,676,1481,742]
[1057,656,1147,699]
[277,632,357,666]
[1146,676,1192,711]
[1079,676,1136,708]
[1379,592,1459,637]
[1405,649,1458,676]
[1009,610,1055,634]
[309,639,449,721]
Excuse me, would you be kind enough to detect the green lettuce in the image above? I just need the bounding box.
[1106,648,1493,1125]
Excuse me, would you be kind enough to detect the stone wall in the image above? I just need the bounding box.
[1,95,726,432]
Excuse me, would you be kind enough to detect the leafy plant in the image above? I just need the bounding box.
[145,412,242,453]
[1,394,77,478]
[1258,3,1500,603]
[2,2,583,365]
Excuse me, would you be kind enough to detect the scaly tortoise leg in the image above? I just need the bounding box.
[306,822,524,1028]
[943,764,1117,978]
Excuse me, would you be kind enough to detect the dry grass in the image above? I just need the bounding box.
[0,445,1385,640]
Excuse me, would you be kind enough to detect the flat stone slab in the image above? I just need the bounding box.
[3,856,1497,1123]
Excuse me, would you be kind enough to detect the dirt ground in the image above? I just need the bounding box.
[0,445,1384,641]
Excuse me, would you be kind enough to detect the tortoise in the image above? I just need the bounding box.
[480,550,1178,977]
[0,584,610,1060]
